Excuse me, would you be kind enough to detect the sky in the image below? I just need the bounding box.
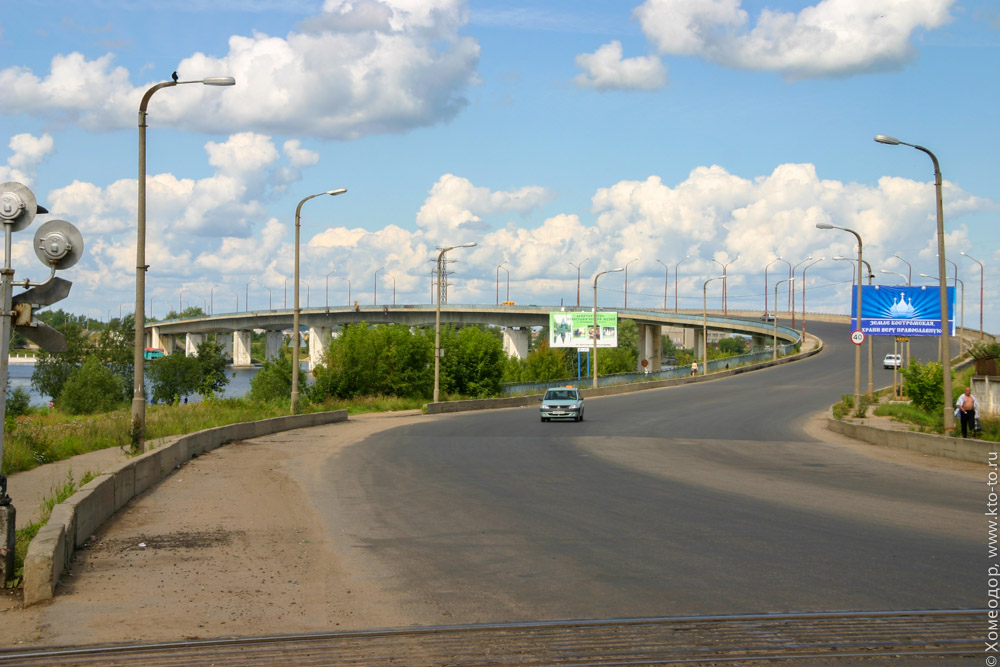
[1,0,998,338]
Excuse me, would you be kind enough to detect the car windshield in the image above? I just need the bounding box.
[546,390,575,401]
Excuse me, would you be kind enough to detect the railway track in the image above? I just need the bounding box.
[0,609,983,665]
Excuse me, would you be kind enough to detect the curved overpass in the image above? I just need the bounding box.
[146,304,804,369]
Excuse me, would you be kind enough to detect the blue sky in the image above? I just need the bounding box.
[2,0,998,336]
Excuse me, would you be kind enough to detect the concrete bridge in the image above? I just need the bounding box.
[146,304,803,371]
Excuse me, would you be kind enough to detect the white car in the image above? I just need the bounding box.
[540,387,584,422]
[883,354,902,370]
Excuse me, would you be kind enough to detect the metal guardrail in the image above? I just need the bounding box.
[500,342,800,396]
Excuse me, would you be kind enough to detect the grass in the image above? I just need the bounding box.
[10,470,96,588]
[2,395,428,477]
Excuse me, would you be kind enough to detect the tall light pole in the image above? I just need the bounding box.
[881,269,909,285]
[712,255,739,316]
[773,278,793,360]
[178,288,186,315]
[818,223,864,412]
[674,255,691,313]
[655,260,669,311]
[132,74,235,448]
[789,257,811,328]
[763,257,783,318]
[593,267,624,388]
[373,266,384,306]
[434,242,476,402]
[245,277,255,312]
[325,271,334,310]
[875,134,953,430]
[623,258,638,309]
[923,273,965,354]
[893,254,912,286]
[800,258,824,339]
[388,274,396,306]
[570,258,588,307]
[496,262,508,305]
[291,188,347,414]
[702,276,724,376]
[961,251,984,340]
[209,284,217,316]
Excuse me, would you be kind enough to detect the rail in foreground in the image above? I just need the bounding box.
[0,609,982,665]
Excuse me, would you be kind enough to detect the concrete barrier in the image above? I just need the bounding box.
[426,336,823,414]
[22,410,348,605]
[826,416,994,464]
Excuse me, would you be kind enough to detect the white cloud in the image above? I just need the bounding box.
[634,0,956,78]
[0,133,55,185]
[283,140,320,167]
[0,1,480,138]
[573,41,667,90]
[415,173,554,240]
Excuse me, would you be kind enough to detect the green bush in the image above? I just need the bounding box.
[248,356,293,403]
[900,361,944,415]
[59,358,126,415]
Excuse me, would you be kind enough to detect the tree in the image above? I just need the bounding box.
[248,355,293,403]
[900,360,949,416]
[439,326,505,397]
[314,323,432,399]
[717,337,747,355]
[521,341,574,382]
[31,322,90,402]
[92,314,135,403]
[146,351,199,404]
[59,357,127,415]
[194,338,230,399]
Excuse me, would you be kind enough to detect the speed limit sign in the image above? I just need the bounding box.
[850,330,865,345]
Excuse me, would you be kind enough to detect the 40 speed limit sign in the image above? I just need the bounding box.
[850,330,866,345]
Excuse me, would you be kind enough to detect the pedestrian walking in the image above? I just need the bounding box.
[954,387,979,438]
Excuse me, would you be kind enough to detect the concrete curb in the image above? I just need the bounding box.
[825,416,994,465]
[22,410,348,606]
[426,336,823,414]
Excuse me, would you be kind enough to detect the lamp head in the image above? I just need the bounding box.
[874,134,900,145]
[815,222,834,230]
[202,77,236,86]
[459,242,477,248]
[326,188,348,196]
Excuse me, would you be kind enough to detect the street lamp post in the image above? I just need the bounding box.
[291,189,347,414]
[593,267,624,388]
[961,251,984,340]
[789,257,811,328]
[178,288,186,315]
[712,255,739,316]
[132,74,235,450]
[702,277,725,376]
[881,269,909,285]
[624,258,638,309]
[656,260,669,311]
[434,243,476,402]
[209,284,217,316]
[875,134,953,431]
[763,257,783,318]
[818,223,864,412]
[388,274,396,306]
[245,277,254,312]
[496,262,508,305]
[800,258,824,339]
[325,271,334,310]
[773,278,793,360]
[373,266,384,306]
[570,258,588,307]
[674,255,691,313]
[893,254,912,286]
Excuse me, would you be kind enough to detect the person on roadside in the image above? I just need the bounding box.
[954,387,979,438]
[691,361,698,377]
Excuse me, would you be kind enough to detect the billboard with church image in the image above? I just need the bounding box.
[853,285,955,336]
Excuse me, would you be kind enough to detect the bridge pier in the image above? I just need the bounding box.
[233,331,253,367]
[502,327,530,360]
[184,333,204,356]
[219,335,233,361]
[265,331,284,362]
[636,323,661,373]
[751,334,769,353]
[309,326,329,370]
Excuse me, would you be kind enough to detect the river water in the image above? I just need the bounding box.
[6,361,263,407]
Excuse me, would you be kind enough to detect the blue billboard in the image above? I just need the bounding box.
[853,285,955,336]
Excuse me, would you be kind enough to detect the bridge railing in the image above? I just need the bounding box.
[500,341,799,396]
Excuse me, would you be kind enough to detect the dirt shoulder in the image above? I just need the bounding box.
[0,411,425,648]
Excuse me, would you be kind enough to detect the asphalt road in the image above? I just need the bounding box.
[312,321,981,626]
